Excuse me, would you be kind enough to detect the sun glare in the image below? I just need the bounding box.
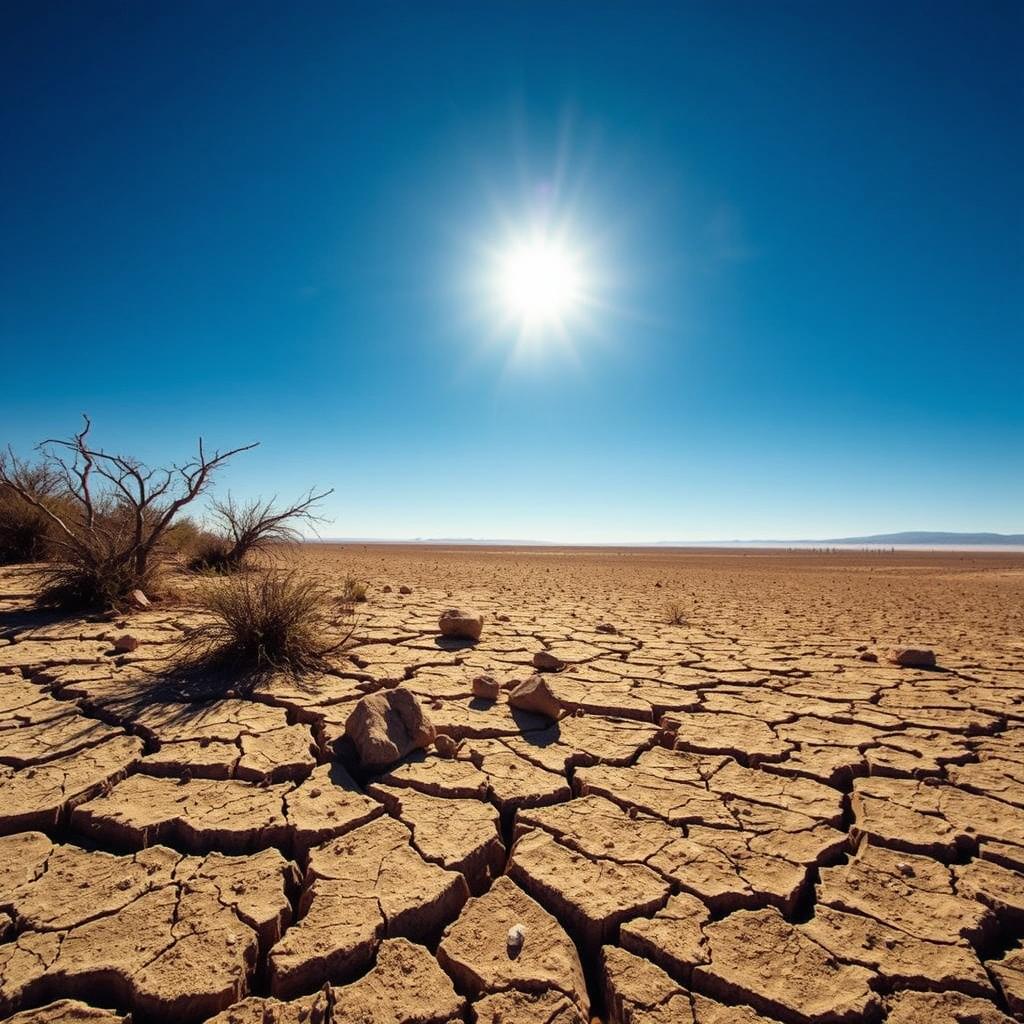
[496,235,585,329]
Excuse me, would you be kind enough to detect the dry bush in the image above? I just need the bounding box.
[188,489,332,572]
[181,569,352,675]
[0,465,62,564]
[0,417,256,610]
[663,598,688,625]
[340,575,368,606]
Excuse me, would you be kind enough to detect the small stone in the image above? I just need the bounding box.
[399,585,412,595]
[507,923,526,952]
[595,623,618,634]
[508,674,562,720]
[888,647,936,668]
[439,608,484,641]
[532,650,565,672]
[113,634,139,653]
[496,613,510,622]
[435,734,459,758]
[859,651,878,662]
[128,589,150,609]
[382,585,393,594]
[472,675,501,700]
[897,861,915,877]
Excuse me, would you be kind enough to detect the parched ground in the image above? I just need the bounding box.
[1,543,1023,1024]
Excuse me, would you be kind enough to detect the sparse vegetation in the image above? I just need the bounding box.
[340,574,368,606]
[0,417,256,609]
[181,568,353,675]
[188,489,332,572]
[0,464,62,564]
[663,598,688,625]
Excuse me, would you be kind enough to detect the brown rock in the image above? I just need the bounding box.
[398,585,412,594]
[472,674,501,700]
[434,733,459,758]
[533,650,565,672]
[112,635,139,653]
[888,647,936,668]
[438,608,483,640]
[128,589,150,609]
[344,687,436,770]
[508,675,563,720]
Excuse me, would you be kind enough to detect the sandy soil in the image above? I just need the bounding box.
[1,543,1023,1024]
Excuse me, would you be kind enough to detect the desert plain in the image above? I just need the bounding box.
[1,543,1023,1024]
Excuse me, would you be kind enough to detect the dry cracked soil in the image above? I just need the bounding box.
[1,543,1023,1024]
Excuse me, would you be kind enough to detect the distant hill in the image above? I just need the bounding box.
[819,532,1024,546]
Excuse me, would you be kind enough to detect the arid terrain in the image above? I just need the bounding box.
[1,543,1023,1024]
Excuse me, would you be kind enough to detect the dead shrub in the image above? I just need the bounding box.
[0,465,62,564]
[188,489,332,572]
[181,569,353,675]
[340,575,368,606]
[664,598,688,625]
[0,417,256,610]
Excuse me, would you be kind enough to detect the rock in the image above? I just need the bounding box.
[438,608,483,640]
[381,585,393,594]
[888,647,936,668]
[496,613,510,622]
[399,585,412,595]
[472,675,500,700]
[508,675,563,720]
[128,589,150,610]
[507,923,526,951]
[859,651,878,662]
[112,635,139,653]
[434,733,459,758]
[532,650,565,672]
[344,687,436,770]
[595,623,618,634]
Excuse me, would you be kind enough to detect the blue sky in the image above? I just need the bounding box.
[2,1,1021,542]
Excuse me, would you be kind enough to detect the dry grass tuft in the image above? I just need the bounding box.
[340,575,368,606]
[181,569,353,675]
[663,598,688,625]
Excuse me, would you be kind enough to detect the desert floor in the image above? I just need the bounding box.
[1,544,1023,1024]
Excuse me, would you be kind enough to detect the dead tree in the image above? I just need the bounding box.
[194,488,333,570]
[0,416,257,607]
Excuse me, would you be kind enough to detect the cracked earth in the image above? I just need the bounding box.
[1,544,1023,1024]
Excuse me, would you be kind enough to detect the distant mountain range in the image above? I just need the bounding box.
[818,531,1024,546]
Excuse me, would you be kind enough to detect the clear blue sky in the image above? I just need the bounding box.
[2,2,1021,542]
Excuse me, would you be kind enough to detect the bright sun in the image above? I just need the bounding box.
[496,236,584,328]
